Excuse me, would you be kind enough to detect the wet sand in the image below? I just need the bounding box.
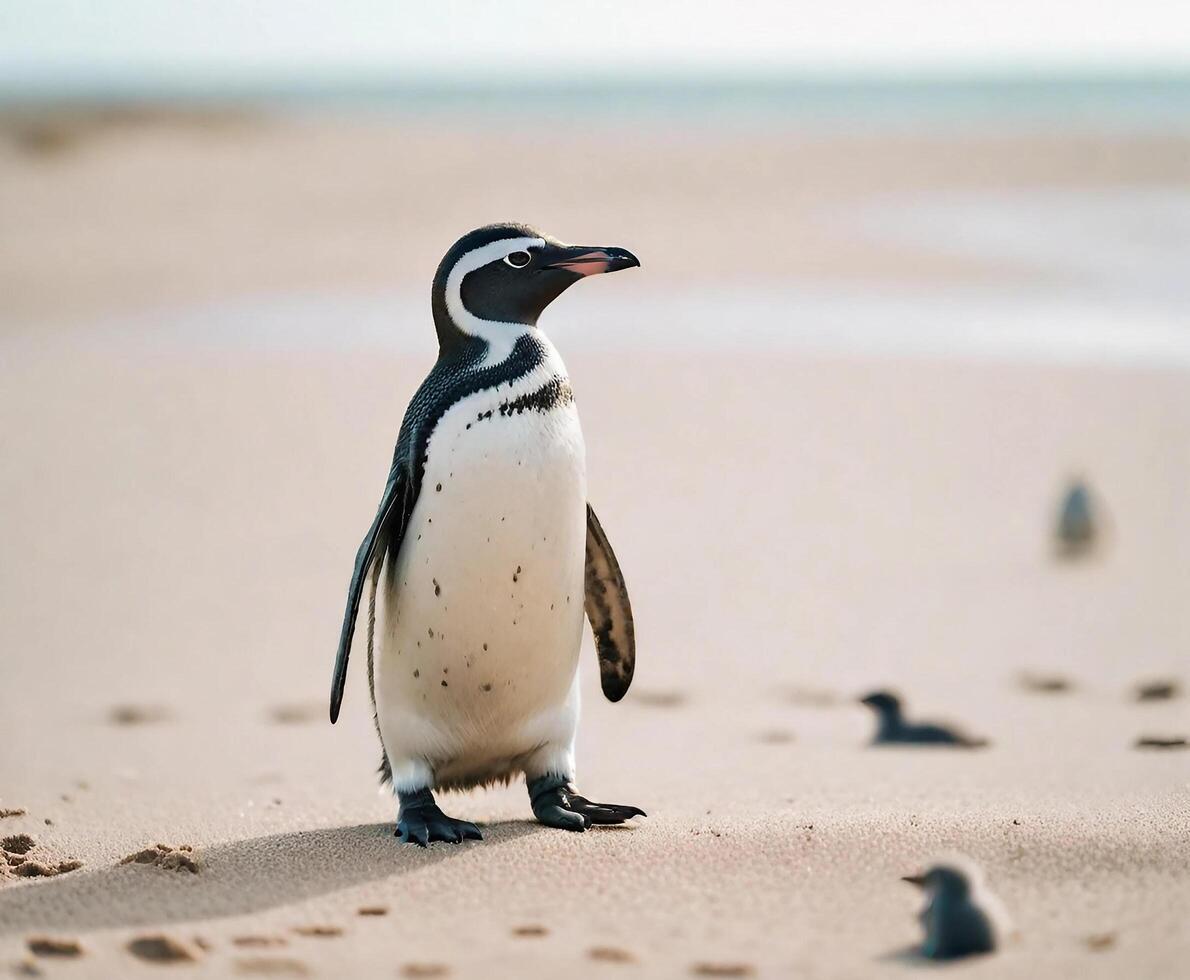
[1,114,1189,977]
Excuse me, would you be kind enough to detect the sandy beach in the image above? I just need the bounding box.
[1,112,1188,977]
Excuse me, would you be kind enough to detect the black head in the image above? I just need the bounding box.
[430,222,639,357]
[860,690,902,716]
[902,865,972,900]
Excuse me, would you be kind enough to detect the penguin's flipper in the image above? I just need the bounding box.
[330,465,411,723]
[583,503,635,702]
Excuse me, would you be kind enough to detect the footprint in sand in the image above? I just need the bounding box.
[588,946,636,963]
[233,936,289,948]
[1017,672,1074,694]
[26,936,84,958]
[1135,680,1180,702]
[632,690,687,708]
[3,835,83,879]
[234,957,311,977]
[1134,736,1188,750]
[127,935,201,963]
[119,843,199,873]
[292,925,343,938]
[268,703,323,724]
[691,964,755,977]
[109,704,173,725]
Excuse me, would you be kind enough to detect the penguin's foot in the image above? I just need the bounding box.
[395,788,483,846]
[527,774,646,832]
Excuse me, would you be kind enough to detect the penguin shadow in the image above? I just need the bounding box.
[0,820,543,936]
[875,945,981,969]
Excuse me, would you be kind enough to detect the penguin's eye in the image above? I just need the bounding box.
[503,250,532,269]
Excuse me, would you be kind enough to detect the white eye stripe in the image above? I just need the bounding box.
[504,250,532,268]
[444,235,545,366]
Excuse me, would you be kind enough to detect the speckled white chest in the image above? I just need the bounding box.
[373,339,588,792]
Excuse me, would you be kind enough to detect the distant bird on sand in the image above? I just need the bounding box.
[330,224,645,845]
[902,858,1003,961]
[860,691,988,747]
[1054,478,1098,559]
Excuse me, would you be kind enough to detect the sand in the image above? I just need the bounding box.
[1,112,1189,978]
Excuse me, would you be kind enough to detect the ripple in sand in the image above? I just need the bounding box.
[127,935,201,963]
[27,936,83,958]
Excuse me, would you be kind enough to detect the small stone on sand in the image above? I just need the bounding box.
[512,925,548,938]
[127,935,200,963]
[27,936,83,958]
[357,906,388,916]
[1085,933,1116,951]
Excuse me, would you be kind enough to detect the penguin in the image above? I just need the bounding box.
[859,691,988,747]
[1054,478,1097,559]
[330,223,645,845]
[902,859,1003,960]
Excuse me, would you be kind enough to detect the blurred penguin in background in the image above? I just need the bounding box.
[902,857,1007,961]
[1055,477,1098,559]
[860,691,988,748]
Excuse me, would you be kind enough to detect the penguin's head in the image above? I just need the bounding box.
[902,864,972,900]
[860,690,902,717]
[431,222,639,355]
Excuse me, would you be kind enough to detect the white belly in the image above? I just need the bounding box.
[374,368,587,792]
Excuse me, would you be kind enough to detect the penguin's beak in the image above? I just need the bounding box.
[901,874,927,888]
[542,245,640,277]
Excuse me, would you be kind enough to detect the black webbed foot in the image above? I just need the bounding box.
[396,788,483,846]
[528,775,646,832]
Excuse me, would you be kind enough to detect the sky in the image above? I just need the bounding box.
[1,0,1189,89]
